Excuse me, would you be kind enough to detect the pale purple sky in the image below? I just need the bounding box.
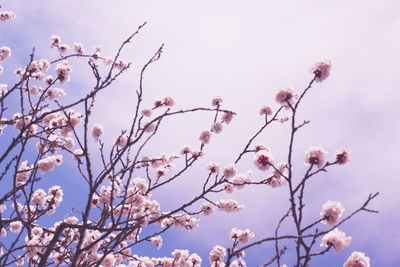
[2,1,400,266]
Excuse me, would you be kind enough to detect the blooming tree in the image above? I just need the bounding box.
[0,10,378,267]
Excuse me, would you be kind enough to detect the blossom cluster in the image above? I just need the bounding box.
[320,200,345,225]
[0,15,376,267]
[321,228,352,253]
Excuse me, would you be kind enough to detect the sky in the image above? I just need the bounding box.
[1,1,400,266]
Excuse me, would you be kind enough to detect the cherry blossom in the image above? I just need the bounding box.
[305,146,327,169]
[259,105,273,116]
[320,200,345,226]
[199,130,212,144]
[92,123,105,140]
[275,86,295,107]
[343,251,370,267]
[254,150,274,171]
[211,96,223,106]
[335,147,350,165]
[310,60,331,82]
[223,163,237,178]
[321,228,352,253]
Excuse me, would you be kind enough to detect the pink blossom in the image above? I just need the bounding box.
[180,145,192,155]
[172,249,190,261]
[267,176,287,188]
[223,163,237,178]
[222,111,234,124]
[15,257,24,267]
[217,199,244,212]
[27,61,39,73]
[275,86,295,107]
[31,189,47,206]
[199,130,212,144]
[59,44,69,54]
[16,160,33,186]
[50,35,61,48]
[55,61,72,83]
[14,68,23,76]
[10,221,22,233]
[34,59,49,73]
[321,228,351,253]
[53,253,65,264]
[141,109,152,117]
[103,57,113,65]
[48,185,64,200]
[113,59,129,71]
[73,43,85,54]
[254,143,268,152]
[132,178,148,193]
[305,146,327,169]
[92,123,105,141]
[153,99,164,108]
[320,200,345,226]
[64,216,79,224]
[44,75,54,86]
[31,226,43,237]
[200,202,214,216]
[259,105,273,116]
[31,71,45,80]
[64,137,75,150]
[335,147,350,165]
[13,113,34,133]
[156,166,168,177]
[66,110,81,128]
[230,228,255,243]
[163,96,175,107]
[267,162,287,188]
[0,11,16,22]
[73,149,84,160]
[37,155,63,174]
[38,59,50,72]
[211,122,223,134]
[29,86,41,96]
[46,87,66,100]
[231,172,251,189]
[279,115,289,123]
[188,254,202,266]
[211,96,223,107]
[0,46,11,61]
[343,251,370,267]
[115,133,128,147]
[273,162,287,178]
[102,254,116,267]
[254,150,274,171]
[151,236,163,249]
[224,183,234,193]
[310,60,331,82]
[207,162,220,173]
[209,245,226,264]
[90,194,100,207]
[191,149,203,159]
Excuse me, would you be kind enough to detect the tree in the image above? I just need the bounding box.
[0,10,378,267]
